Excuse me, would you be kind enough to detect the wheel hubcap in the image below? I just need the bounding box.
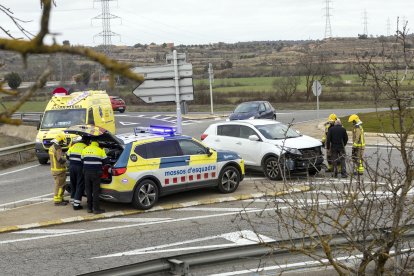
[221,170,237,191]
[138,183,156,207]
[266,160,279,178]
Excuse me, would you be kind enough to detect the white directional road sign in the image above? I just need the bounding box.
[312,80,322,97]
[133,64,193,80]
[133,77,194,103]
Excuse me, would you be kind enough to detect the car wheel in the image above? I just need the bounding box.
[38,157,48,165]
[263,156,283,180]
[132,179,159,210]
[272,114,277,120]
[119,109,125,113]
[218,166,240,193]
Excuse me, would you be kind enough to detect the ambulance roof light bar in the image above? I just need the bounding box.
[134,125,177,136]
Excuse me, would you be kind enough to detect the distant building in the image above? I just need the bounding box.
[166,43,174,49]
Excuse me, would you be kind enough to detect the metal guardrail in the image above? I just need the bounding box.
[11,112,43,123]
[79,229,414,276]
[0,142,36,157]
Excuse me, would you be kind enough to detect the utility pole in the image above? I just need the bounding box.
[324,0,332,39]
[387,17,390,36]
[92,0,121,56]
[363,9,368,36]
[208,63,214,115]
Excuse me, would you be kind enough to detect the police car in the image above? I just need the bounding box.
[65,125,245,210]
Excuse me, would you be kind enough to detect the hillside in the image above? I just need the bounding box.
[1,36,412,82]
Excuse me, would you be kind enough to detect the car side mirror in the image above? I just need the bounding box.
[207,147,213,157]
[248,135,260,141]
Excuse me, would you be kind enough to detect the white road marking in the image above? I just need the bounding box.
[0,208,286,245]
[151,115,161,118]
[119,122,140,126]
[0,193,53,208]
[0,164,40,177]
[97,218,172,223]
[175,207,259,212]
[93,230,274,259]
[13,229,85,234]
[162,117,171,120]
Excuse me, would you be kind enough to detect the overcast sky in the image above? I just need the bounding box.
[1,0,413,46]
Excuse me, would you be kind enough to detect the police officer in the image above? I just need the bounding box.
[81,139,107,214]
[348,114,365,175]
[66,136,89,210]
[326,119,348,178]
[322,113,337,172]
[49,132,68,206]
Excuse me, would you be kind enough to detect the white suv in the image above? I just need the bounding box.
[201,120,323,180]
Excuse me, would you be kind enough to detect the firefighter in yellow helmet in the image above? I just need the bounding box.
[322,113,337,172]
[48,132,68,206]
[348,114,365,175]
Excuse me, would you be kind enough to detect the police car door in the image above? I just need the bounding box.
[144,140,188,193]
[177,138,218,189]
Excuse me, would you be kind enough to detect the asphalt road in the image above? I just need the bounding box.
[0,109,406,275]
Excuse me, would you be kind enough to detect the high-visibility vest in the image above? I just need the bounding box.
[67,142,87,167]
[49,144,66,173]
[352,125,365,148]
[81,141,107,171]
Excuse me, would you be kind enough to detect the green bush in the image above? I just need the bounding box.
[5,72,22,89]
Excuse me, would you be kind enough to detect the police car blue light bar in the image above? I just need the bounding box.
[134,125,177,136]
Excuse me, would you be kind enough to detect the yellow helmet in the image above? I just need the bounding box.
[348,114,360,123]
[54,132,66,144]
[328,113,337,122]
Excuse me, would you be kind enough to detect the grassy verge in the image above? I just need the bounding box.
[339,110,414,133]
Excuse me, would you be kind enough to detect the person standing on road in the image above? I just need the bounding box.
[348,114,365,175]
[326,119,348,178]
[81,140,107,214]
[49,132,68,206]
[322,113,337,172]
[66,137,89,210]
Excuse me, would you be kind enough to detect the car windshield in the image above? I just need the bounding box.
[234,102,259,113]
[40,109,86,129]
[255,123,301,139]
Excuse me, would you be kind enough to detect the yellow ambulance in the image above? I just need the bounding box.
[35,90,116,164]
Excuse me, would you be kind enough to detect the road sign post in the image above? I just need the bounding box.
[132,51,193,134]
[208,63,214,115]
[173,50,183,134]
[312,80,322,120]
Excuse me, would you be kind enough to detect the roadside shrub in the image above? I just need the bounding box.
[5,72,22,89]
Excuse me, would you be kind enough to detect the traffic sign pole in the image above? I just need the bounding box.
[312,81,322,120]
[317,94,319,120]
[208,63,214,115]
[173,50,183,134]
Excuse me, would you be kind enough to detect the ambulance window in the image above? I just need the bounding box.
[87,108,94,125]
[178,140,207,155]
[134,144,147,158]
[146,140,180,158]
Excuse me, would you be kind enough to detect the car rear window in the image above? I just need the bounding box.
[217,125,240,137]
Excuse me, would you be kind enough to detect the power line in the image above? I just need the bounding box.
[324,0,332,39]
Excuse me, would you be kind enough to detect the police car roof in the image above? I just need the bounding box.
[116,132,192,144]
